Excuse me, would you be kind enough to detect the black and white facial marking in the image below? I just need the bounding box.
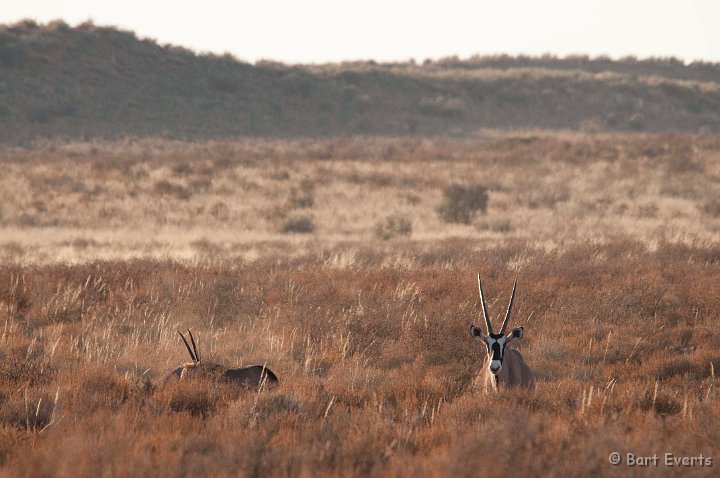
[470,274,522,375]
[470,325,524,374]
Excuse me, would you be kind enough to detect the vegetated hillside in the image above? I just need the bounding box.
[1,20,720,144]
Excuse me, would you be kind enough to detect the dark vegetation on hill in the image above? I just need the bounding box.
[1,19,719,144]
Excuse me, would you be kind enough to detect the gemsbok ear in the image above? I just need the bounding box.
[470,324,486,340]
[507,326,524,342]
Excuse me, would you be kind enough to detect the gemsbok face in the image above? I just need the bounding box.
[470,274,535,392]
[164,329,279,389]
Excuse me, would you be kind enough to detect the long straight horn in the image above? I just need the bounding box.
[499,277,518,335]
[178,331,197,362]
[477,274,493,334]
[188,329,200,362]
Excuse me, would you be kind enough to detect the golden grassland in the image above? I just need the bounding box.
[0,132,719,476]
[0,131,718,263]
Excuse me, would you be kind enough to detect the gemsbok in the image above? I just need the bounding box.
[470,274,535,393]
[164,329,279,388]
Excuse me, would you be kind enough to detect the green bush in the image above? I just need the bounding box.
[289,179,315,209]
[282,215,315,234]
[436,184,488,224]
[375,215,412,240]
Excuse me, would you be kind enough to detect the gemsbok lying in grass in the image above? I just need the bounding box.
[164,329,279,388]
[470,274,535,393]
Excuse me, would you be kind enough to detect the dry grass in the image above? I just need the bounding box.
[0,132,719,476]
[0,132,718,263]
[0,243,718,476]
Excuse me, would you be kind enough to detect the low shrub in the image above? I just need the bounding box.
[436,184,488,224]
[289,179,315,209]
[282,215,315,233]
[375,215,412,240]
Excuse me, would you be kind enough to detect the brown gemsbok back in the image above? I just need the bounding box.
[164,329,279,389]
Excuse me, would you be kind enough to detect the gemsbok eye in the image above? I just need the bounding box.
[469,274,535,393]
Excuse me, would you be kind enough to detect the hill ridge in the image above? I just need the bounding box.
[1,20,719,144]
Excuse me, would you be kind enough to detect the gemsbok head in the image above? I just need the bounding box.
[469,274,535,392]
[164,329,279,389]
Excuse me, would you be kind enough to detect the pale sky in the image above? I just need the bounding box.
[2,1,719,64]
